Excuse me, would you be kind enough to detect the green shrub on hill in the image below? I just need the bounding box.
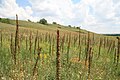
[38,18,47,25]
[0,18,10,24]
[68,25,72,27]
[53,22,57,24]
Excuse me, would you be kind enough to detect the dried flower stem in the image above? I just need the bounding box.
[88,47,92,80]
[34,31,38,54]
[78,29,81,61]
[33,48,42,76]
[10,33,14,59]
[98,38,103,58]
[26,36,28,50]
[114,47,117,63]
[62,35,65,53]
[29,31,32,54]
[85,32,90,66]
[14,14,19,65]
[67,33,71,63]
[1,31,2,47]
[56,30,60,80]
[116,37,120,68]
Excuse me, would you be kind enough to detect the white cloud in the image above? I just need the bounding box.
[0,0,120,33]
[77,0,120,34]
[29,0,75,24]
[0,0,33,20]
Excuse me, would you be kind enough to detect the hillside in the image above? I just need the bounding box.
[0,18,89,35]
[0,18,120,80]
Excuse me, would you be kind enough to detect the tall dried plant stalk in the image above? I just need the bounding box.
[98,38,103,58]
[78,29,81,61]
[52,37,55,55]
[85,32,90,66]
[49,34,52,55]
[14,14,19,65]
[104,37,106,48]
[26,36,28,50]
[66,34,69,43]
[114,47,117,63]
[67,33,71,63]
[45,32,48,42]
[29,31,32,54]
[107,38,109,47]
[85,35,87,46]
[116,37,120,68]
[61,34,65,53]
[78,46,81,61]
[112,41,115,50]
[18,34,20,54]
[38,36,40,50]
[33,48,42,76]
[92,33,94,45]
[34,31,38,54]
[74,36,77,47]
[88,47,92,80]
[1,31,2,47]
[10,33,14,59]
[107,40,112,54]
[56,30,61,80]
[78,29,81,48]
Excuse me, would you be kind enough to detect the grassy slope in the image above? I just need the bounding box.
[0,20,115,44]
[0,19,88,34]
[0,20,114,42]
[1,19,119,80]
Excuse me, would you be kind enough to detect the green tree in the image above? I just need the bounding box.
[53,22,57,24]
[28,19,31,22]
[38,18,47,25]
[68,25,71,27]
[76,27,80,29]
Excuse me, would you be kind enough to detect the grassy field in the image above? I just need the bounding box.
[0,19,120,80]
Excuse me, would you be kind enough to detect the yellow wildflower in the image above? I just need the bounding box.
[39,54,48,59]
[40,54,43,58]
[44,54,47,59]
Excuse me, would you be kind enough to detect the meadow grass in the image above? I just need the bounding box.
[0,20,120,80]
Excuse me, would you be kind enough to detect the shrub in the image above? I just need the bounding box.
[0,18,10,24]
[28,19,31,22]
[76,27,80,29]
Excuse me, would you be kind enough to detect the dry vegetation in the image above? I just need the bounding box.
[0,16,120,80]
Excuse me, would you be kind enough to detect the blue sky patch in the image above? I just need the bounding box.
[16,0,31,7]
[72,0,81,4]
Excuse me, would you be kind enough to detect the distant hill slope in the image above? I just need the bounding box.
[0,18,88,34]
[103,34,120,36]
[1,18,119,37]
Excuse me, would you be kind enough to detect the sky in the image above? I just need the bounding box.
[0,0,120,34]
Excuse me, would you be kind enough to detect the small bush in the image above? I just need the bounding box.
[76,27,80,29]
